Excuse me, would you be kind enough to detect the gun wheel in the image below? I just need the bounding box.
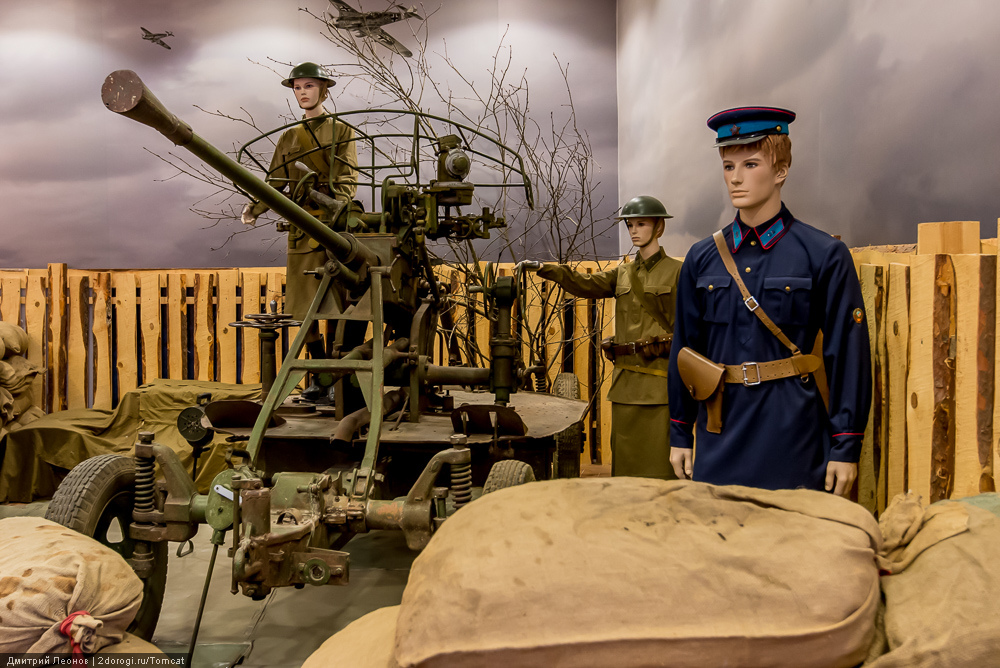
[551,372,583,479]
[45,454,168,640]
[483,459,536,494]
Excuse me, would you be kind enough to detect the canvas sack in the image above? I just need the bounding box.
[0,517,143,654]
[0,322,28,358]
[302,605,400,668]
[868,492,1000,667]
[396,478,881,668]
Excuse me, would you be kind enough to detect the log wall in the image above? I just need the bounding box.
[2,224,997,499]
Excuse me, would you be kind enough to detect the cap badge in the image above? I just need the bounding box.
[730,124,741,136]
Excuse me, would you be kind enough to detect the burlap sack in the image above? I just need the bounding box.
[94,632,166,656]
[868,493,1000,667]
[396,478,881,668]
[0,355,40,394]
[0,322,28,358]
[0,386,13,424]
[0,517,143,654]
[302,606,400,668]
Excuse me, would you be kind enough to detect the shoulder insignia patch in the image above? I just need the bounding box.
[853,307,864,324]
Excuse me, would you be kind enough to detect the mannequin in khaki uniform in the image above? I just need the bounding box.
[242,62,358,400]
[520,196,681,479]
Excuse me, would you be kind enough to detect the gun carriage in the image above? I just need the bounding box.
[45,70,588,639]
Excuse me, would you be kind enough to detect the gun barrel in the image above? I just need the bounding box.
[101,70,377,268]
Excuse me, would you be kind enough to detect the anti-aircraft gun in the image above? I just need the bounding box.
[45,70,587,640]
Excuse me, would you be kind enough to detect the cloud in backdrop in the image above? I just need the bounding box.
[618,0,1000,256]
[0,0,617,268]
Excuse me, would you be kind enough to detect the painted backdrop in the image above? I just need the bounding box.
[618,0,1000,256]
[0,0,617,268]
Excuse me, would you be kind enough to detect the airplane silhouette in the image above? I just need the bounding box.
[327,0,421,58]
[141,27,173,50]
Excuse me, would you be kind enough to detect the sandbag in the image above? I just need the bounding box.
[0,386,13,424]
[303,606,400,668]
[0,322,28,358]
[0,517,143,654]
[94,632,167,656]
[396,478,882,668]
[868,492,1000,667]
[0,355,40,394]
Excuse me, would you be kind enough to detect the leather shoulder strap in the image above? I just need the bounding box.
[624,260,672,333]
[712,230,801,356]
[293,121,332,174]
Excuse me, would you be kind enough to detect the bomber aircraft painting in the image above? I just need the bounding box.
[326,0,421,57]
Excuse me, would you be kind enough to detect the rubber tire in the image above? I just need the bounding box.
[45,454,168,640]
[483,459,536,494]
[552,372,583,479]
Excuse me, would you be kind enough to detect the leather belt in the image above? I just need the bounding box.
[603,336,672,360]
[723,354,821,386]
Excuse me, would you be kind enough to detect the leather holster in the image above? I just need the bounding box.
[676,346,726,434]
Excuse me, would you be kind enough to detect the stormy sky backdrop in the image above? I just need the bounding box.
[0,0,617,268]
[618,0,1000,258]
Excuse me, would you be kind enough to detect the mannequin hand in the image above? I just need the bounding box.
[241,203,258,226]
[825,461,858,497]
[670,447,693,480]
[515,260,543,272]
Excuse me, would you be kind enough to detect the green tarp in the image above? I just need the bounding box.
[0,379,260,503]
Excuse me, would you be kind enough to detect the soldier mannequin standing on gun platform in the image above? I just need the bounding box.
[519,196,681,479]
[667,107,871,495]
[241,62,358,401]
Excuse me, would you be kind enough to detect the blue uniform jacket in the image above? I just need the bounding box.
[667,204,872,490]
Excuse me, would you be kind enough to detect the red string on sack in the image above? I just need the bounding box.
[58,610,92,667]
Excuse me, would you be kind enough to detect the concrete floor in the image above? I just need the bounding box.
[0,500,415,667]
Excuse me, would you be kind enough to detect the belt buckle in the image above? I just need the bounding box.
[741,362,761,386]
[627,342,638,355]
[744,296,759,312]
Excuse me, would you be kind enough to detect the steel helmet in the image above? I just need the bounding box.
[616,195,672,219]
[281,62,337,88]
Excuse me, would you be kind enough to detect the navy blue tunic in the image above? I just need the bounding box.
[667,205,872,490]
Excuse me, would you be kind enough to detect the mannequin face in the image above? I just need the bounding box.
[293,78,325,111]
[625,217,661,249]
[721,145,787,213]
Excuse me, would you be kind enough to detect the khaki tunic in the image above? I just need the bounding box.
[248,113,358,325]
[538,249,682,478]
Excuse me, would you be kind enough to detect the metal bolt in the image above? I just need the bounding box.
[139,431,155,444]
[449,433,468,447]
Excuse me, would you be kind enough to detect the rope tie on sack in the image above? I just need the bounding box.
[59,610,103,664]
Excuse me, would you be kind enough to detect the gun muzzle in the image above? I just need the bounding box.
[102,70,193,146]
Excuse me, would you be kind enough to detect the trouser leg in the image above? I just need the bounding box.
[610,403,677,480]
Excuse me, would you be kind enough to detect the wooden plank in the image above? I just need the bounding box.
[573,264,592,469]
[193,272,216,382]
[66,274,90,410]
[906,255,935,500]
[1,274,24,326]
[92,273,113,409]
[596,261,616,466]
[916,221,980,255]
[885,263,910,501]
[113,273,140,398]
[241,271,263,384]
[166,274,187,380]
[950,255,989,498]
[858,264,887,513]
[47,263,68,412]
[977,255,995,494]
[266,271,285,369]
[217,270,239,384]
[139,274,162,384]
[930,255,957,502]
[25,275,46,410]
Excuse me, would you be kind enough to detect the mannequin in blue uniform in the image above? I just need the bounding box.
[667,106,871,496]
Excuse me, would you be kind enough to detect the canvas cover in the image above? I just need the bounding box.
[302,605,400,668]
[868,492,1000,667]
[0,379,260,502]
[396,478,882,668]
[0,517,143,654]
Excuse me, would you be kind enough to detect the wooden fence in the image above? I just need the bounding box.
[2,222,999,506]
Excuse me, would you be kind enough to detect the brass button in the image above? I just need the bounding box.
[750,241,757,246]
[785,286,791,292]
[708,284,714,291]
[744,267,751,273]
